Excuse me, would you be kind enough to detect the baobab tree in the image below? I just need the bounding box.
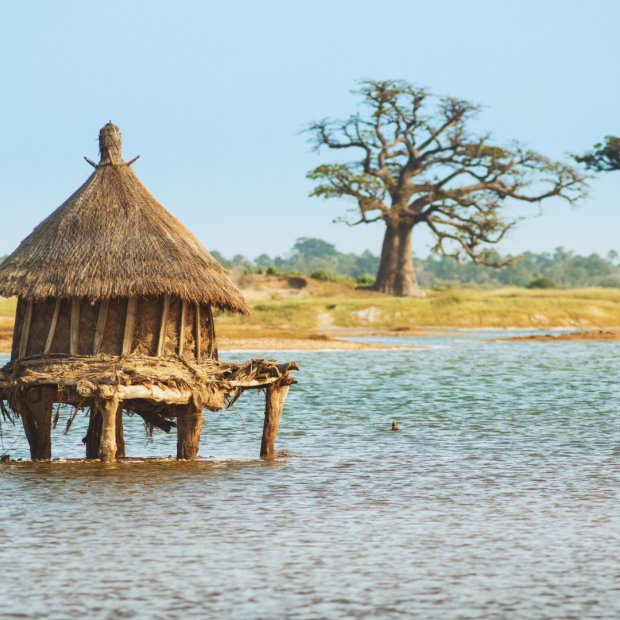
[305,80,588,297]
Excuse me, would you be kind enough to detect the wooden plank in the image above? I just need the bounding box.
[19,300,34,358]
[70,298,81,356]
[93,299,109,356]
[43,298,61,356]
[206,304,216,359]
[156,295,171,357]
[179,299,188,357]
[195,304,201,362]
[121,297,138,357]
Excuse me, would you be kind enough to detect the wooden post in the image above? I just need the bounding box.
[115,405,126,458]
[121,297,138,357]
[157,294,171,357]
[179,299,188,357]
[19,386,56,460]
[93,299,108,355]
[260,376,294,458]
[84,407,103,459]
[19,299,34,358]
[176,398,203,460]
[206,303,216,359]
[70,298,80,356]
[43,298,61,356]
[98,395,120,463]
[195,303,201,362]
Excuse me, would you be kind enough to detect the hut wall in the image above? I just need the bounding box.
[164,297,182,356]
[10,294,218,361]
[25,298,59,357]
[181,303,197,360]
[131,296,163,357]
[11,298,27,360]
[49,299,71,354]
[77,300,99,356]
[99,298,127,356]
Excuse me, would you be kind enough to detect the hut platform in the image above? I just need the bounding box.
[0,355,298,462]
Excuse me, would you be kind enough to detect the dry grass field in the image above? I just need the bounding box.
[1,284,619,353]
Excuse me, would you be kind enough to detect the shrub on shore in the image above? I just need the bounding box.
[526,277,558,289]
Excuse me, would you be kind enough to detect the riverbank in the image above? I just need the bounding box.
[2,285,620,353]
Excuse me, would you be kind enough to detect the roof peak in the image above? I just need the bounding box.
[99,122,122,165]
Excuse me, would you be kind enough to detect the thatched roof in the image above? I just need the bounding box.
[0,123,251,315]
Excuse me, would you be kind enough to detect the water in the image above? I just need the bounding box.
[1,334,620,619]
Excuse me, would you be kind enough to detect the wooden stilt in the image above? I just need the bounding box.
[195,303,201,362]
[43,298,61,356]
[18,386,56,460]
[98,395,120,462]
[121,297,138,357]
[70,298,80,356]
[93,299,108,355]
[84,407,103,459]
[21,406,39,459]
[19,299,34,358]
[176,398,203,460]
[260,376,294,458]
[179,299,188,357]
[115,405,126,458]
[157,294,171,357]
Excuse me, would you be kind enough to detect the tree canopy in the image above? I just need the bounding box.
[575,136,620,172]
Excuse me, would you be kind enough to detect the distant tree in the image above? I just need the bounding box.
[292,237,339,259]
[210,250,232,269]
[575,136,620,172]
[305,80,588,297]
[255,253,275,269]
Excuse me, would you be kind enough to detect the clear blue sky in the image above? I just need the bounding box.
[1,0,618,261]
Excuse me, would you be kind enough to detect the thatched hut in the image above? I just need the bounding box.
[0,123,298,462]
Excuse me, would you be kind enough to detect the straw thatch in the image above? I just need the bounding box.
[0,123,251,315]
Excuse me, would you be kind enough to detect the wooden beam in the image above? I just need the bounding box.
[195,303,201,362]
[93,299,108,356]
[179,299,188,357]
[121,297,138,357]
[19,300,34,358]
[70,298,80,356]
[127,155,140,166]
[84,157,97,168]
[206,303,216,359]
[157,294,171,357]
[43,298,61,356]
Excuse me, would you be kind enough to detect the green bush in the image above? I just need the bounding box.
[597,277,620,288]
[526,277,558,289]
[265,266,280,276]
[310,269,338,282]
[356,273,375,286]
[284,270,303,276]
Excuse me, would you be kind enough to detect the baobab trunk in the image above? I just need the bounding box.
[372,221,422,297]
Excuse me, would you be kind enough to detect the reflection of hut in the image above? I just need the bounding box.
[0,123,298,462]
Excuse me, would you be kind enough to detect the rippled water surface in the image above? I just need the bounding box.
[1,335,620,619]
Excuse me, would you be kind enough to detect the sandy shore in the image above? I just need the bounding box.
[495,330,620,343]
[217,336,420,351]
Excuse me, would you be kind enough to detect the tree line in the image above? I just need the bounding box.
[211,238,620,289]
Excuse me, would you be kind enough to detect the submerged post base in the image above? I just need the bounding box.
[98,396,120,463]
[176,399,204,460]
[260,376,295,458]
